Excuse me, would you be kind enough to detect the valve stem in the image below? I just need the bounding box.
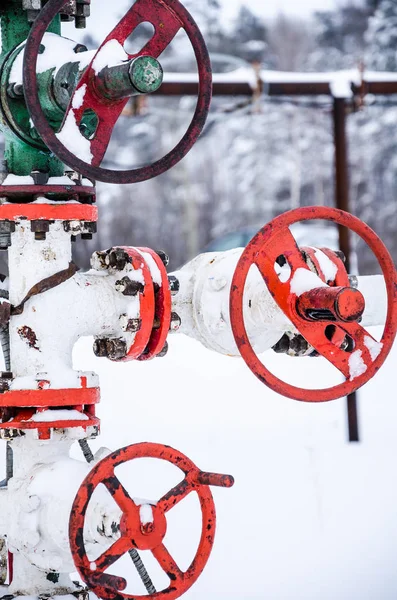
[128,549,156,594]
[78,439,94,463]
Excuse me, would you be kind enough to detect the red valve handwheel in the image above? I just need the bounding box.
[23,0,212,184]
[230,206,397,402]
[69,442,234,600]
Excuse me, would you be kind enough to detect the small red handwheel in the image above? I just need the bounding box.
[23,0,212,184]
[230,206,397,402]
[69,442,234,600]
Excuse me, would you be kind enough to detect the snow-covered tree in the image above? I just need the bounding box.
[365,0,397,71]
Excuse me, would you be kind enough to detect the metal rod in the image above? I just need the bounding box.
[333,97,359,443]
[78,439,95,463]
[128,548,157,594]
[156,76,397,97]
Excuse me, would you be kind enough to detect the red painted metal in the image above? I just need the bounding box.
[136,247,172,361]
[0,203,97,222]
[115,247,155,361]
[0,387,99,407]
[297,286,365,322]
[230,206,397,402]
[0,409,100,440]
[23,0,212,184]
[70,442,233,600]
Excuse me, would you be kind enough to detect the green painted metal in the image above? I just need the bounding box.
[0,0,64,176]
[129,56,163,95]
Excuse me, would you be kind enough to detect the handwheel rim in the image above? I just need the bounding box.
[230,206,397,402]
[23,0,212,184]
[69,442,216,600]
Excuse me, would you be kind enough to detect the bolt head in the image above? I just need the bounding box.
[156,250,169,267]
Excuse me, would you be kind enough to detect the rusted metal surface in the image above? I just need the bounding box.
[17,325,39,349]
[156,77,397,98]
[0,202,97,222]
[333,97,359,441]
[70,442,234,600]
[23,0,212,184]
[230,206,397,403]
[0,184,95,202]
[11,262,78,316]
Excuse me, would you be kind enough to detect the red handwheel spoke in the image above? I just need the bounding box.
[93,536,132,572]
[152,544,183,580]
[102,474,137,514]
[157,478,194,513]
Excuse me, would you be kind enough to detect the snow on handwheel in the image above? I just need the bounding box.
[230,206,397,402]
[69,442,234,600]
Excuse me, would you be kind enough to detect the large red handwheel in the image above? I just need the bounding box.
[69,442,234,600]
[230,207,397,402]
[23,0,212,184]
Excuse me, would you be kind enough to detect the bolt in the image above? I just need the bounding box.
[141,522,154,535]
[31,220,50,241]
[157,341,169,358]
[74,43,88,53]
[170,312,181,331]
[119,315,142,333]
[85,222,97,234]
[156,250,169,267]
[349,275,358,289]
[7,83,24,98]
[31,171,49,185]
[93,338,127,360]
[115,276,144,297]
[334,250,346,263]
[168,275,180,296]
[108,248,131,271]
[81,233,92,240]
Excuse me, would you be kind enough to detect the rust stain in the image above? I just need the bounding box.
[17,326,40,350]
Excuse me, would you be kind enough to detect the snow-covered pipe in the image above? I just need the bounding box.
[171,250,388,357]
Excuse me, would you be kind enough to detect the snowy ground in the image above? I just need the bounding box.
[66,328,397,600]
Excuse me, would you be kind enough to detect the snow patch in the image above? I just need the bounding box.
[72,84,87,110]
[139,504,154,525]
[364,336,383,361]
[28,409,89,422]
[92,39,129,75]
[349,350,367,381]
[274,261,292,283]
[290,268,328,296]
[310,248,338,282]
[56,110,94,164]
[3,175,35,185]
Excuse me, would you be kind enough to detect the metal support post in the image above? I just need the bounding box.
[333,97,359,443]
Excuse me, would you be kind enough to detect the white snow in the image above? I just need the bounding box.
[290,267,328,296]
[2,175,35,186]
[139,251,162,286]
[9,33,95,85]
[364,336,383,361]
[92,39,129,75]
[56,110,94,164]
[46,176,76,186]
[62,331,397,600]
[71,84,87,110]
[310,248,338,281]
[139,504,154,525]
[28,409,89,422]
[274,261,292,283]
[330,75,353,99]
[348,349,367,381]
